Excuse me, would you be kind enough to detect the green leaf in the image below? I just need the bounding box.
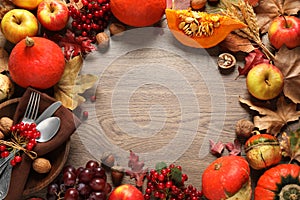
[170,167,182,185]
[155,162,167,172]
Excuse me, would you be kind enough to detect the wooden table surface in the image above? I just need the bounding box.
[24,27,254,198]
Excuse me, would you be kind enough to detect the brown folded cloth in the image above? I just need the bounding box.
[5,87,81,200]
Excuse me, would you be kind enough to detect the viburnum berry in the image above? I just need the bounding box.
[1,150,9,158]
[14,155,22,163]
[0,144,6,151]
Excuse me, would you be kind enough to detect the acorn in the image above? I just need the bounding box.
[111,166,124,187]
[101,152,115,168]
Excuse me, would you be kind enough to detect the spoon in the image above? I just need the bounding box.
[36,116,60,142]
[0,117,61,199]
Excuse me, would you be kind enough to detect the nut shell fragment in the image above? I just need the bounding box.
[217,53,236,69]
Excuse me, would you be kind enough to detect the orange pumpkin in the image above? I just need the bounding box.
[202,155,252,200]
[245,133,282,170]
[8,37,65,89]
[255,164,300,200]
[111,0,166,27]
[165,9,247,48]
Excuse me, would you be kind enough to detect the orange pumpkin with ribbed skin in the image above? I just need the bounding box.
[111,0,166,27]
[245,134,282,170]
[255,164,300,200]
[202,155,252,200]
[8,37,65,89]
[165,9,247,48]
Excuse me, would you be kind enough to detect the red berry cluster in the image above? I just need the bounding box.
[68,0,111,41]
[0,122,40,166]
[145,163,203,200]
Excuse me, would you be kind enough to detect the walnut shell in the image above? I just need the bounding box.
[0,116,13,135]
[32,158,52,174]
[235,119,254,139]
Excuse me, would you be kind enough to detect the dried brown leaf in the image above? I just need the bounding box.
[274,46,300,104]
[54,56,98,110]
[279,130,300,163]
[239,96,300,135]
[255,0,300,34]
[0,48,8,73]
[0,0,15,19]
[220,33,255,53]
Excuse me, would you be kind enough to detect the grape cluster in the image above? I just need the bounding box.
[68,0,112,41]
[47,160,112,200]
[0,122,40,166]
[145,164,203,200]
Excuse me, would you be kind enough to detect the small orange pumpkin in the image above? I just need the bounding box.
[202,155,252,200]
[8,37,65,89]
[245,133,282,170]
[165,9,247,48]
[111,0,166,27]
[255,164,300,200]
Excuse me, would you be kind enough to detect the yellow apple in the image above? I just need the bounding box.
[11,0,43,10]
[1,9,39,44]
[246,63,284,100]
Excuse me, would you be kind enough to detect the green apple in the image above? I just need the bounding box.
[246,63,284,100]
[1,9,39,44]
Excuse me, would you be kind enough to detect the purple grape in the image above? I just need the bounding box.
[77,182,92,198]
[89,178,106,191]
[86,160,100,169]
[64,188,79,200]
[78,168,95,183]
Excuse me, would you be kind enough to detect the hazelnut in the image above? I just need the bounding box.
[235,119,254,140]
[96,32,110,49]
[0,117,13,135]
[191,0,207,10]
[32,158,52,174]
[109,23,126,36]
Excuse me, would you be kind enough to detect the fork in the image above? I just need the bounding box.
[0,91,40,167]
[22,91,40,124]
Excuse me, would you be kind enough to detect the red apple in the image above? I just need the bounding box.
[246,63,284,100]
[268,15,300,49]
[0,9,39,44]
[37,0,69,31]
[11,0,43,10]
[108,184,144,200]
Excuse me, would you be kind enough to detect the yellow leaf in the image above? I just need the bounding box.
[239,96,300,135]
[54,55,98,110]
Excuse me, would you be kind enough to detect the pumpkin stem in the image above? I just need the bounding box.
[214,163,221,170]
[25,37,35,47]
[279,184,300,200]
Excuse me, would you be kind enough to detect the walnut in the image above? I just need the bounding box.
[109,23,126,36]
[0,117,13,136]
[32,158,52,174]
[235,119,254,140]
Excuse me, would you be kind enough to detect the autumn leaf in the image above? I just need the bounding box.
[0,0,15,19]
[220,33,255,53]
[279,130,300,163]
[239,96,300,135]
[255,0,300,33]
[0,48,8,73]
[54,55,98,110]
[237,48,270,77]
[274,46,300,104]
[125,150,148,187]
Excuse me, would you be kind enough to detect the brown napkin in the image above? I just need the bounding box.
[5,87,81,200]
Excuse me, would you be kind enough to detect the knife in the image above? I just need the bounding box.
[35,101,62,124]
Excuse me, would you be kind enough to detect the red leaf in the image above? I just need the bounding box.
[237,49,270,78]
[209,140,225,157]
[225,139,242,156]
[45,29,96,60]
[125,150,148,187]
